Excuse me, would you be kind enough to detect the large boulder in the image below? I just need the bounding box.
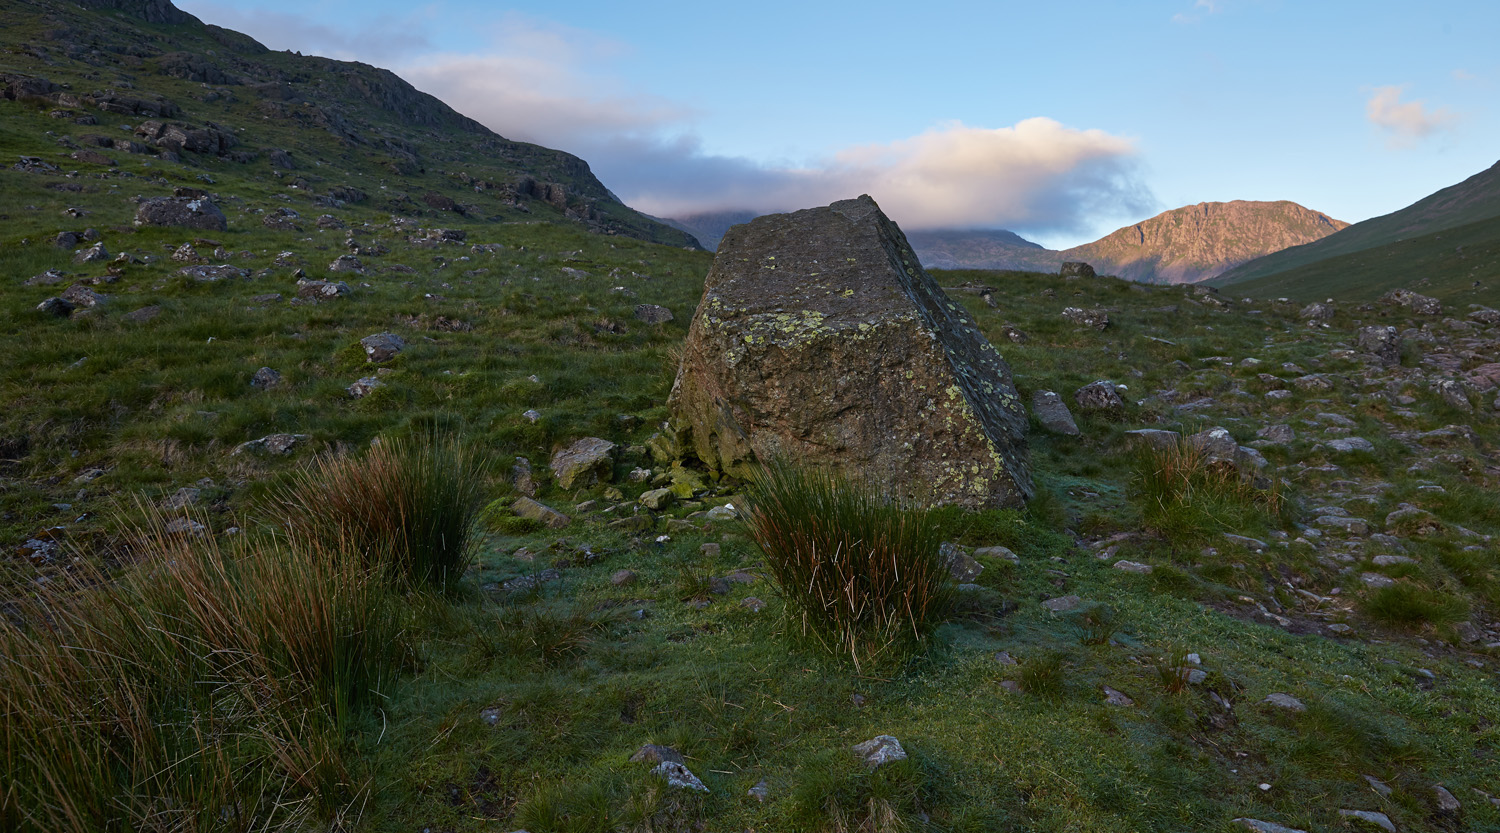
[1356,325,1401,367]
[134,196,227,231]
[664,195,1031,509]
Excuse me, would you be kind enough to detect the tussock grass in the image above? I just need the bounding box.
[1129,437,1289,545]
[267,433,489,591]
[0,512,403,833]
[743,460,954,670]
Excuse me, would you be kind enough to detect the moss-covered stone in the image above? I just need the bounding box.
[666,195,1031,509]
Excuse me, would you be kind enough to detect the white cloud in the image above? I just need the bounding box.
[182,4,1154,235]
[1452,68,1476,82]
[609,119,1152,234]
[1366,85,1458,145]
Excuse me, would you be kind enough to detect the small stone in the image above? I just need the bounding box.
[1102,686,1133,706]
[1337,810,1395,832]
[634,304,673,324]
[741,597,766,612]
[1123,428,1180,450]
[162,518,206,536]
[639,488,675,510]
[360,332,405,363]
[1232,819,1307,833]
[1042,595,1082,613]
[347,376,383,398]
[1433,784,1461,813]
[705,504,738,521]
[700,542,721,557]
[36,297,76,317]
[550,437,616,489]
[748,780,771,802]
[1360,573,1396,589]
[232,433,309,456]
[851,735,906,769]
[1074,380,1125,414]
[630,744,683,765]
[1371,554,1415,566]
[610,569,637,587]
[160,487,201,511]
[1062,306,1110,330]
[974,545,1020,564]
[653,761,709,792]
[511,497,570,529]
[1362,775,1393,797]
[72,241,108,264]
[1000,680,1024,694]
[479,706,503,725]
[1112,560,1152,574]
[1030,390,1080,436]
[1325,437,1375,453]
[251,367,282,389]
[1262,693,1306,712]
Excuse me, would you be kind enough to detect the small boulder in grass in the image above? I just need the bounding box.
[360,332,405,363]
[852,735,906,769]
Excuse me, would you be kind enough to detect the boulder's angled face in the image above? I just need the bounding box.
[666,195,1032,509]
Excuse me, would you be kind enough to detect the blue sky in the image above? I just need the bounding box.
[180,0,1499,248]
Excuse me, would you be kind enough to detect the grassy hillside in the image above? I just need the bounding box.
[4,3,1500,833]
[1212,213,1500,305]
[1216,160,1500,289]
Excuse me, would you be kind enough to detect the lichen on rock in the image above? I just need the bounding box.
[665,195,1031,509]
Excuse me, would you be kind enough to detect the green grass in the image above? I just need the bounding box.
[742,460,955,670]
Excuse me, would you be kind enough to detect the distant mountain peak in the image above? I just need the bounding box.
[903,200,1347,284]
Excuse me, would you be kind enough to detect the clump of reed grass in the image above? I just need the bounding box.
[741,460,954,669]
[267,432,489,590]
[0,510,403,833]
[1129,436,1289,545]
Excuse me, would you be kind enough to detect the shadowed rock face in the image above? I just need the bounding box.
[77,0,198,25]
[666,195,1032,509]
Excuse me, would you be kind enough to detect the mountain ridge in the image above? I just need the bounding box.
[1214,159,1500,287]
[0,0,698,247]
[669,200,1346,284]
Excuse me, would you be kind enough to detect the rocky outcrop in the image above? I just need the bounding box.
[134,196,227,231]
[665,195,1031,509]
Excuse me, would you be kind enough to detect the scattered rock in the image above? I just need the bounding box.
[1435,379,1472,412]
[974,545,1019,564]
[1074,380,1125,414]
[1262,693,1306,712]
[1299,302,1334,322]
[741,597,766,612]
[629,744,683,765]
[295,280,351,300]
[1062,306,1110,330]
[251,367,282,389]
[1337,810,1395,832]
[664,195,1031,509]
[60,284,107,309]
[748,780,771,802]
[360,332,405,363]
[639,487,674,510]
[347,377,383,398]
[1031,390,1080,436]
[163,518,206,536]
[1113,560,1152,574]
[72,241,108,264]
[549,438,617,489]
[1042,595,1082,613]
[941,542,984,582]
[1433,784,1461,813]
[851,735,907,768]
[1232,819,1306,833]
[232,433,309,456]
[610,569,637,587]
[1102,686,1133,706]
[1380,288,1443,316]
[1059,261,1096,279]
[328,254,364,274]
[1122,428,1180,450]
[36,297,76,317]
[653,761,709,793]
[1356,325,1402,367]
[134,196,227,231]
[179,262,243,282]
[1325,437,1375,453]
[634,304,673,324]
[511,497,570,529]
